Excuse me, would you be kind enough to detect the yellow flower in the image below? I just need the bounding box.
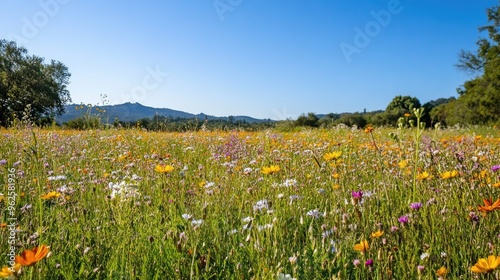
[471,255,500,273]
[40,191,61,200]
[404,113,411,117]
[436,266,448,277]
[155,164,174,173]
[261,165,280,175]
[323,151,342,161]
[416,171,432,180]
[440,170,458,179]
[0,263,21,278]
[353,240,369,253]
[398,160,407,168]
[370,230,384,238]
[15,245,49,266]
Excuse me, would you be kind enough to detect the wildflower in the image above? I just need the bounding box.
[323,151,342,161]
[282,179,297,187]
[364,126,374,133]
[398,215,409,224]
[47,175,66,181]
[0,263,21,278]
[365,259,374,267]
[15,245,50,266]
[477,198,500,213]
[253,199,269,212]
[470,255,500,273]
[417,171,432,180]
[410,202,423,211]
[420,252,429,260]
[261,165,280,175]
[353,240,369,253]
[398,160,407,168]
[0,159,6,165]
[40,191,61,200]
[154,164,174,173]
[182,214,192,220]
[277,273,296,280]
[191,219,203,226]
[370,230,384,238]
[404,113,411,117]
[436,266,448,277]
[306,209,324,219]
[492,165,500,172]
[440,170,458,179]
[353,259,361,266]
[417,265,425,274]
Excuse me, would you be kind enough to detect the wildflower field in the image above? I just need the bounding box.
[1,124,500,279]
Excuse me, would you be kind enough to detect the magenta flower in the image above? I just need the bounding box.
[365,259,374,267]
[492,165,500,172]
[398,215,409,224]
[410,202,423,210]
[351,190,363,199]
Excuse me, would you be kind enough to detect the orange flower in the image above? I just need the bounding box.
[261,165,280,175]
[370,230,384,238]
[364,126,374,133]
[154,164,174,173]
[353,240,369,253]
[15,245,50,266]
[477,198,500,213]
[471,255,500,273]
[436,266,448,277]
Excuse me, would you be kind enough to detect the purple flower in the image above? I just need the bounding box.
[0,159,6,165]
[351,191,363,199]
[492,165,500,172]
[365,259,374,267]
[398,215,409,224]
[410,202,423,211]
[417,265,425,274]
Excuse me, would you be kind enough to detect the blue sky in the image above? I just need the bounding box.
[0,1,497,119]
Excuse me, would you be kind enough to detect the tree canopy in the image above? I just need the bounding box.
[0,39,71,127]
[441,1,500,125]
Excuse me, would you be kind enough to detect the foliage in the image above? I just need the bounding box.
[446,1,500,125]
[0,40,71,127]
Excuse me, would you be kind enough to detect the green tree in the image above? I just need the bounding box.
[294,112,319,127]
[0,40,71,127]
[382,95,421,126]
[453,2,500,124]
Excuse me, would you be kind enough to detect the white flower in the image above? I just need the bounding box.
[277,273,296,280]
[191,219,203,226]
[243,167,253,174]
[306,209,324,219]
[182,214,192,220]
[48,175,67,181]
[253,199,269,212]
[283,179,297,187]
[420,252,429,260]
[242,216,254,223]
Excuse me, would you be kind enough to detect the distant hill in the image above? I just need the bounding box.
[56,102,271,123]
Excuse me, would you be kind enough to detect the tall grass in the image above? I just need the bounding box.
[1,125,500,279]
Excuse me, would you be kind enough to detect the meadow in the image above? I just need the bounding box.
[1,121,500,279]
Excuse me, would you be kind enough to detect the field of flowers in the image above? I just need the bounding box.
[1,123,500,279]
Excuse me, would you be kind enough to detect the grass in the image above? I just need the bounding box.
[1,123,500,279]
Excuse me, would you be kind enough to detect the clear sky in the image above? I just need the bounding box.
[0,1,497,119]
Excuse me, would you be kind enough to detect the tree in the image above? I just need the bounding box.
[0,40,71,127]
[382,95,421,126]
[294,113,319,127]
[452,2,500,124]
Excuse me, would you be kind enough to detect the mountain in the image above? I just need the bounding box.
[56,102,271,123]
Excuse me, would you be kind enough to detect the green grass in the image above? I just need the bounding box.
[1,125,500,279]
